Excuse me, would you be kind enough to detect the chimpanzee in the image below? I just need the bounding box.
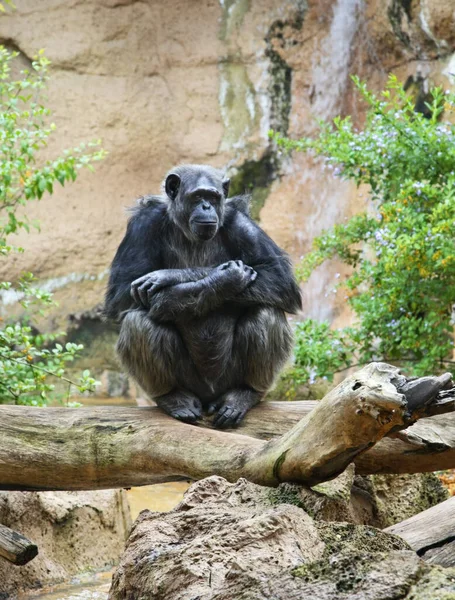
[105,164,302,428]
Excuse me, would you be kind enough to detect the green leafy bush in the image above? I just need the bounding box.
[0,46,106,405]
[274,75,455,390]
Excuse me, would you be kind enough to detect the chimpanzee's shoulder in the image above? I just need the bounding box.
[223,196,287,258]
[131,194,167,215]
[127,195,169,225]
[226,194,250,216]
[223,199,274,252]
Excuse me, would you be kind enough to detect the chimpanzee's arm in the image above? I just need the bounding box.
[225,212,302,314]
[105,208,162,321]
[105,204,217,321]
[143,211,300,320]
[147,261,256,322]
[130,268,214,307]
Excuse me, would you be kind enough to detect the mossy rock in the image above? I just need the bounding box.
[294,522,411,594]
[406,567,455,600]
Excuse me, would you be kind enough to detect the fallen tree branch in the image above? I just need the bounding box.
[0,523,38,565]
[0,363,453,491]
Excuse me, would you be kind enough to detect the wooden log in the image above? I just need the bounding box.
[0,523,38,565]
[422,540,455,567]
[0,363,453,491]
[231,402,455,476]
[385,497,455,567]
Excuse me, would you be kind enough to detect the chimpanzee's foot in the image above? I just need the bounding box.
[155,390,203,423]
[207,388,262,429]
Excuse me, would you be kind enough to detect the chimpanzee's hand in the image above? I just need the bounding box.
[214,260,257,293]
[131,270,183,307]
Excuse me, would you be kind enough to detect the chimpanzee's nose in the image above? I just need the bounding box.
[202,202,211,210]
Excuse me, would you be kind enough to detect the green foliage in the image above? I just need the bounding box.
[277,320,356,400]
[0,0,14,12]
[274,74,455,388]
[292,320,356,384]
[0,46,106,404]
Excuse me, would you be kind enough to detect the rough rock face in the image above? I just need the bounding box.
[273,466,448,529]
[0,490,131,598]
[1,1,454,382]
[109,476,454,600]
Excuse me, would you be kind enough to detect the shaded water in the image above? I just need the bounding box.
[18,572,112,600]
[127,481,190,521]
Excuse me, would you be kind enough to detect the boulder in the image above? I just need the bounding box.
[109,476,454,600]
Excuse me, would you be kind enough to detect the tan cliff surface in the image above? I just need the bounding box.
[0,0,454,376]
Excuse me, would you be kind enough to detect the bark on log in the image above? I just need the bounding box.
[385,496,455,567]
[0,363,453,491]
[0,523,38,565]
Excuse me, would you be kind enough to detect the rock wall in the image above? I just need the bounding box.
[0,489,132,597]
[0,0,454,385]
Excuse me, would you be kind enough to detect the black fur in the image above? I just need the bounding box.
[105,164,302,428]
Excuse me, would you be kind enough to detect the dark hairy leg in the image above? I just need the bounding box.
[208,306,293,429]
[117,310,205,423]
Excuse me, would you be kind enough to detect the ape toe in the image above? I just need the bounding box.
[171,408,201,423]
[211,389,259,428]
[207,401,221,416]
[156,391,203,424]
[213,406,243,429]
[234,409,247,425]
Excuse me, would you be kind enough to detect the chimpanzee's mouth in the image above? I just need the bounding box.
[191,220,218,241]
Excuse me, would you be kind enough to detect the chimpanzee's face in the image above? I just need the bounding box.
[165,166,230,242]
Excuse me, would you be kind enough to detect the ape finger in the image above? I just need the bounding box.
[214,406,236,428]
[244,266,257,281]
[147,281,169,302]
[137,282,153,307]
[130,284,142,306]
[131,281,151,308]
[220,261,235,271]
[234,410,247,426]
[132,273,152,287]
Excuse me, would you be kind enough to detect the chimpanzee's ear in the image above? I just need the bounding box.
[165,173,181,201]
[222,178,230,198]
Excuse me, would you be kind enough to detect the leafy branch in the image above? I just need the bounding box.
[0,46,106,404]
[273,75,455,392]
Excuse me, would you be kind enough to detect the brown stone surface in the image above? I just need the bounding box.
[109,475,455,600]
[0,489,131,597]
[1,0,454,333]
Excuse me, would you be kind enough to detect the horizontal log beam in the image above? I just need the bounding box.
[0,363,453,491]
[385,496,455,567]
